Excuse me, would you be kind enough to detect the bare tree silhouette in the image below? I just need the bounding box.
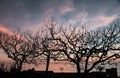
[0,31,35,72]
[0,61,16,72]
[0,19,120,78]
[0,61,9,72]
[44,19,120,76]
[39,21,64,73]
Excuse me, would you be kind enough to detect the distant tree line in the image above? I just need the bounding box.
[0,19,120,76]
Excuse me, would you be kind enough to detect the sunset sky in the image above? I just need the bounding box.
[0,0,120,31]
[0,0,120,73]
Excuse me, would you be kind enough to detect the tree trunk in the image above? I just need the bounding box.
[45,53,50,78]
[76,62,80,74]
[18,66,22,72]
[84,59,89,74]
[18,61,23,72]
[84,70,89,77]
[46,53,50,72]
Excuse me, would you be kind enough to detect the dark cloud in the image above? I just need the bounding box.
[0,0,120,30]
[72,0,120,17]
[0,0,70,29]
[0,0,42,29]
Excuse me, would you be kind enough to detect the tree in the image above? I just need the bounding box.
[23,31,43,65]
[45,20,120,75]
[23,24,63,76]
[40,21,64,73]
[81,21,120,74]
[0,31,34,72]
[0,61,11,72]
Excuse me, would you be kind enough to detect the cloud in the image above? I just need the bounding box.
[0,0,120,30]
[67,11,88,25]
[73,0,120,16]
[71,0,120,25]
[60,6,74,15]
[0,24,13,35]
[98,14,118,26]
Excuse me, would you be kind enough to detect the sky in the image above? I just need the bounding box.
[0,0,120,31]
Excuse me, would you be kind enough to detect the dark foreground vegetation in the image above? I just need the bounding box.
[0,68,119,78]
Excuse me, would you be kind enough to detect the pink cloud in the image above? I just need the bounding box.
[98,14,117,26]
[0,24,13,35]
[60,6,74,14]
[0,24,24,42]
[59,0,74,14]
[84,14,118,30]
